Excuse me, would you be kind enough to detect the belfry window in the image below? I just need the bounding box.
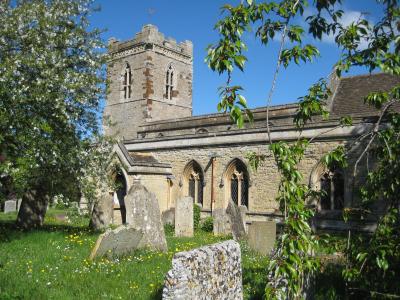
[225,159,249,208]
[320,167,344,210]
[165,64,174,100]
[123,63,132,99]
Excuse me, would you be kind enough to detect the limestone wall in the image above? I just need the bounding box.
[162,240,242,299]
[148,140,347,214]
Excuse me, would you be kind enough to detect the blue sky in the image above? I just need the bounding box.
[90,0,384,116]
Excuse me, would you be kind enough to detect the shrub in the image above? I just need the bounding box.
[193,204,201,230]
[164,223,175,235]
[201,217,213,232]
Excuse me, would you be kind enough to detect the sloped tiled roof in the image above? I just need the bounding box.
[331,73,400,117]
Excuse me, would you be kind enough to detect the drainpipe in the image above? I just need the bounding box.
[208,152,219,213]
[211,157,215,212]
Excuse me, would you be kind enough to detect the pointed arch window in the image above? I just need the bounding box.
[123,63,132,99]
[225,159,249,208]
[165,64,174,100]
[183,161,204,206]
[320,167,344,210]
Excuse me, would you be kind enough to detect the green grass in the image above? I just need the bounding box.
[0,209,269,300]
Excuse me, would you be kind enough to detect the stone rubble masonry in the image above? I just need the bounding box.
[125,182,168,252]
[162,240,243,300]
[4,200,17,213]
[174,196,194,237]
[247,221,276,256]
[89,226,144,260]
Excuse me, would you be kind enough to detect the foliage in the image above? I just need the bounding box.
[193,204,201,230]
[0,0,107,223]
[208,0,399,298]
[343,109,400,296]
[164,223,175,235]
[201,216,214,232]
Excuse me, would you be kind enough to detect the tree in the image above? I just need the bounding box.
[207,0,399,298]
[0,0,107,228]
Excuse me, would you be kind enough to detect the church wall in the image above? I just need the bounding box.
[146,139,350,215]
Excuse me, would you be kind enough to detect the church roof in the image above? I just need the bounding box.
[330,73,400,117]
[124,72,399,142]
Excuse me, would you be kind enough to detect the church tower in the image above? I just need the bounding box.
[103,25,193,140]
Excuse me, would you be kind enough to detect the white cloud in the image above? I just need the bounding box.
[320,10,372,49]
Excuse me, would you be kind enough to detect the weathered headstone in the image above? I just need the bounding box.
[4,200,17,213]
[212,208,231,235]
[125,182,168,252]
[89,226,143,260]
[162,240,243,300]
[226,199,246,240]
[16,199,22,212]
[162,208,175,226]
[89,193,113,230]
[247,221,276,256]
[175,196,193,237]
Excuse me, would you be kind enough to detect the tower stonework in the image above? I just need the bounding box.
[104,24,193,140]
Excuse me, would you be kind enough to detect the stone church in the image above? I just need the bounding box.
[100,24,399,231]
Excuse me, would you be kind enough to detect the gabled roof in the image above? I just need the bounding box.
[330,73,400,117]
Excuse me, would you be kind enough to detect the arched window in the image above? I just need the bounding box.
[123,63,132,99]
[183,160,204,205]
[165,64,174,100]
[320,167,344,210]
[225,159,249,208]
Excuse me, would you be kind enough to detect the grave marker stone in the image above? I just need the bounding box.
[247,221,276,256]
[125,182,168,252]
[175,197,193,237]
[89,226,143,259]
[4,200,17,213]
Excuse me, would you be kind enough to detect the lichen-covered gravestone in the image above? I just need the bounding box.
[247,221,276,256]
[162,240,243,300]
[213,199,247,240]
[4,200,17,213]
[162,208,175,226]
[89,226,143,259]
[125,182,168,252]
[226,199,247,240]
[212,208,231,235]
[89,192,113,230]
[175,196,193,237]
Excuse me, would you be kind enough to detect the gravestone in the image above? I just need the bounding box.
[89,192,113,230]
[212,208,231,235]
[175,196,193,237]
[17,199,22,212]
[4,200,17,213]
[247,221,276,256]
[125,182,168,252]
[162,208,175,226]
[213,200,247,239]
[226,199,247,241]
[162,240,243,300]
[89,226,143,260]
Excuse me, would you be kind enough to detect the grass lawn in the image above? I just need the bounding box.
[0,209,269,300]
